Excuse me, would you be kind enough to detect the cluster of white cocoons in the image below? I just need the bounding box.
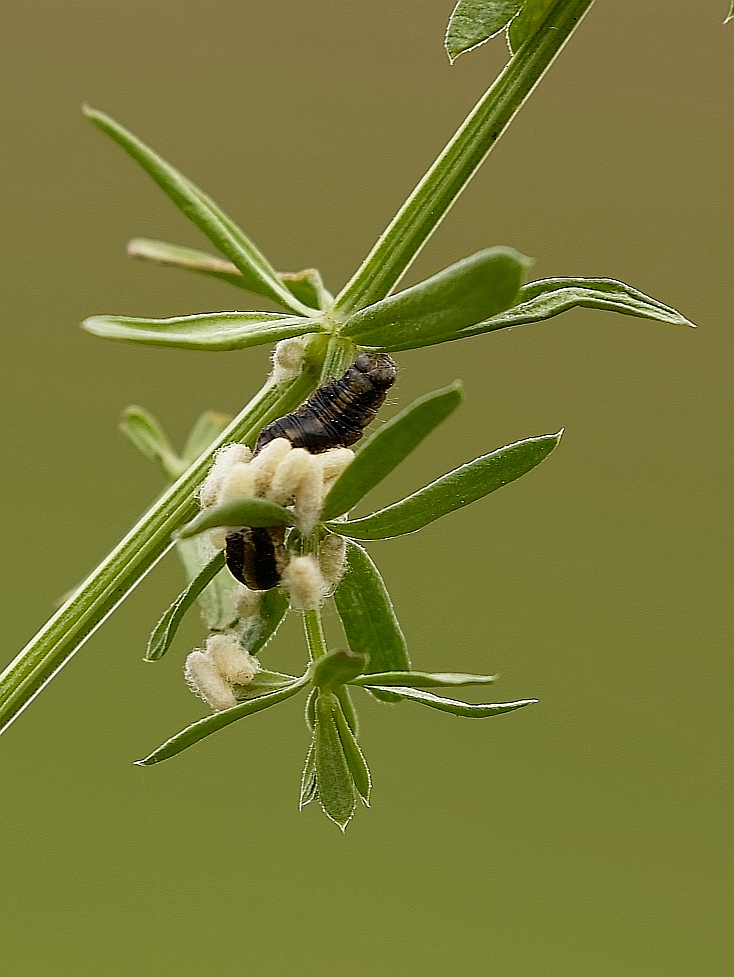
[198,437,353,610]
[184,633,260,712]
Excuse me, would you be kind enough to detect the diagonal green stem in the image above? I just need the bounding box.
[0,348,327,738]
[332,0,596,318]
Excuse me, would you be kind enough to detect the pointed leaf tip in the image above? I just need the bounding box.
[463,278,695,341]
[365,686,538,718]
[315,693,357,830]
[329,432,562,541]
[136,676,309,765]
[82,105,313,314]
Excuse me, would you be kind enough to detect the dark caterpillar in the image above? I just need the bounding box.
[254,352,398,454]
[226,353,397,591]
[225,525,288,592]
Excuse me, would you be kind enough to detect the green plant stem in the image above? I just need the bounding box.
[332,0,596,318]
[318,336,359,384]
[303,609,328,661]
[0,359,323,738]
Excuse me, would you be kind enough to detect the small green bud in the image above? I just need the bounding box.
[312,648,369,690]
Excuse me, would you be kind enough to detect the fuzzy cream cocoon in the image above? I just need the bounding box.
[319,447,354,490]
[318,533,348,586]
[199,443,253,507]
[271,336,308,384]
[281,554,329,610]
[251,438,292,496]
[184,650,237,711]
[206,633,259,685]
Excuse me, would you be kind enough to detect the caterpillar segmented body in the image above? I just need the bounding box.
[225,353,397,591]
[254,353,398,454]
[225,525,288,592]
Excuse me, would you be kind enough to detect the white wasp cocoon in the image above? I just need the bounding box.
[199,443,252,507]
[184,650,237,711]
[206,633,260,685]
[250,438,292,496]
[318,533,348,587]
[319,447,355,490]
[271,335,308,384]
[218,461,256,504]
[282,554,329,611]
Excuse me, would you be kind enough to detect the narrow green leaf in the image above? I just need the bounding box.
[82,310,321,352]
[312,648,369,691]
[172,535,238,630]
[127,238,248,289]
[335,686,359,737]
[178,498,293,538]
[84,106,313,314]
[119,405,183,480]
[239,588,290,657]
[322,382,465,520]
[128,238,334,311]
[146,551,226,662]
[299,740,318,809]
[333,697,371,805]
[181,411,233,466]
[341,247,529,352]
[507,0,555,53]
[328,432,562,540]
[305,687,317,732]
[333,541,410,702]
[235,667,298,699]
[135,675,309,765]
[315,693,356,830]
[726,2,734,25]
[451,277,695,340]
[365,685,537,718]
[350,670,498,688]
[446,1,523,63]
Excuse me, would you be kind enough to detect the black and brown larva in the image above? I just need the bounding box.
[225,525,288,592]
[254,352,398,454]
[225,353,397,591]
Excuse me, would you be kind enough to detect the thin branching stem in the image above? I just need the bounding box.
[332,0,596,318]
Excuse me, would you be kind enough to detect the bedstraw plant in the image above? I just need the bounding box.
[0,0,696,829]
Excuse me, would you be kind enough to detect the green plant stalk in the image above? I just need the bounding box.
[333,0,596,318]
[303,609,328,661]
[0,3,595,738]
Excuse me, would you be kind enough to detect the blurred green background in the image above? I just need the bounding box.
[1,1,731,974]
